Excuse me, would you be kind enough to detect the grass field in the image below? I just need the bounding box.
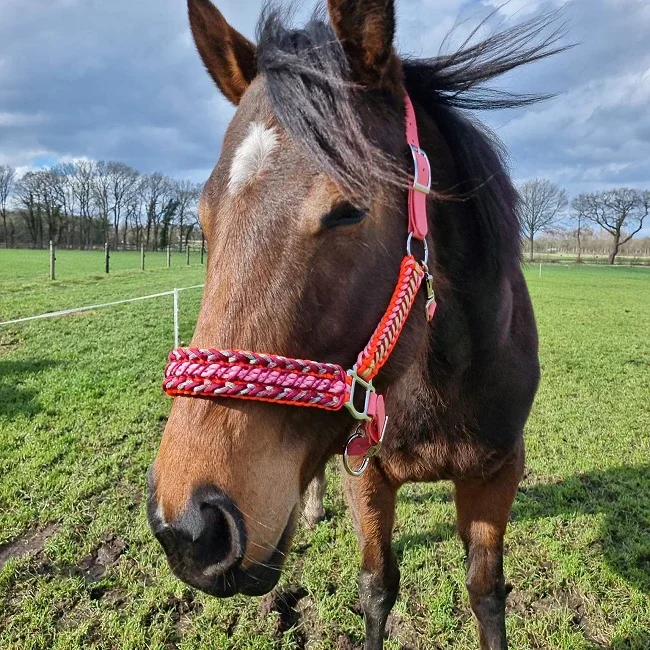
[0,256,649,650]
[0,248,204,289]
[531,252,650,266]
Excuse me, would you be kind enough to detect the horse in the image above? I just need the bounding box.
[148,0,564,647]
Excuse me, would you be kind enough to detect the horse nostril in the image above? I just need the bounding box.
[166,486,246,576]
[193,500,236,568]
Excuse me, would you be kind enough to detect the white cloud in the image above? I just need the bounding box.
[0,0,648,196]
[0,112,49,127]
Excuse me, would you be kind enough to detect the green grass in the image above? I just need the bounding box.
[0,255,649,649]
[0,248,204,289]
[531,252,650,266]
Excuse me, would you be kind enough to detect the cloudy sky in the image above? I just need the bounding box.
[1,0,649,203]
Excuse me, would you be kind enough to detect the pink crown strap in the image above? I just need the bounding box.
[405,93,430,241]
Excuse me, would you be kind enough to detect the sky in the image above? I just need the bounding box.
[1,0,649,205]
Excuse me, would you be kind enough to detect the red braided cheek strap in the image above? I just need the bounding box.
[356,256,424,381]
[163,255,425,409]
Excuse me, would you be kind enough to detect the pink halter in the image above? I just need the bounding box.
[163,93,435,475]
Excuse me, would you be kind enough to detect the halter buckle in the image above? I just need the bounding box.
[343,369,375,421]
[410,144,431,195]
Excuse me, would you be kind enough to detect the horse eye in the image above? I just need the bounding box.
[321,202,368,229]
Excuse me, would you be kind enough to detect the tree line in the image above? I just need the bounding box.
[0,162,202,251]
[518,180,650,264]
[1,163,649,264]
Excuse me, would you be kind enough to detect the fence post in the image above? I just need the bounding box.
[200,235,205,265]
[539,262,542,279]
[173,288,179,348]
[104,242,110,274]
[141,244,145,271]
[49,240,56,280]
[186,244,190,266]
[166,245,171,268]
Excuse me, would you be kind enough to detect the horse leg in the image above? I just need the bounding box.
[453,444,524,650]
[343,463,399,650]
[302,465,327,527]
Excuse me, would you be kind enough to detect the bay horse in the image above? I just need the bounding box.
[148,0,563,647]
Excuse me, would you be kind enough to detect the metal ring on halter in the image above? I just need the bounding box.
[406,233,428,265]
[343,429,371,476]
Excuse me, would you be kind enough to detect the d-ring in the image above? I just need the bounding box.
[343,430,370,476]
[406,233,428,265]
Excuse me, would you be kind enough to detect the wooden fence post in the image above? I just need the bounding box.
[186,244,190,266]
[104,242,110,274]
[166,245,171,268]
[141,244,145,271]
[200,234,205,265]
[49,240,56,280]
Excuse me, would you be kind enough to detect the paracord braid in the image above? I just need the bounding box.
[163,348,348,410]
[355,255,424,381]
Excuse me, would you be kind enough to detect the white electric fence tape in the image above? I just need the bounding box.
[0,285,205,346]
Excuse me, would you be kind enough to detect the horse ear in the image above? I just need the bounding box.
[188,0,257,105]
[327,0,398,88]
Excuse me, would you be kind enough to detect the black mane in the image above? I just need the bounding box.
[256,7,568,268]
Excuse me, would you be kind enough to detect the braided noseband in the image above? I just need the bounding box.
[163,93,436,475]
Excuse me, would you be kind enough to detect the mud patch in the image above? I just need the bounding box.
[508,587,608,646]
[0,523,59,570]
[76,533,127,580]
[336,634,360,650]
[0,337,19,350]
[143,592,203,639]
[162,593,202,625]
[260,585,309,644]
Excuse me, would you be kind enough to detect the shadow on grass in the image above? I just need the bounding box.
[392,465,650,596]
[610,629,650,650]
[513,464,650,595]
[0,359,59,419]
[389,466,650,647]
[393,523,456,562]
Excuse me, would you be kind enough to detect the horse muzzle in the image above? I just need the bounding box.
[146,474,290,597]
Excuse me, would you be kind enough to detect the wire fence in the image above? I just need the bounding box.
[40,242,206,280]
[0,284,205,347]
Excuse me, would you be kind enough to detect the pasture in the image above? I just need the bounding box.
[0,254,649,650]
[0,248,204,289]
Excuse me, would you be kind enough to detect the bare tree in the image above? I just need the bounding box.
[572,189,650,264]
[50,163,78,248]
[172,179,202,249]
[106,162,139,249]
[93,161,112,244]
[141,173,176,250]
[0,165,16,248]
[15,173,43,248]
[569,207,584,264]
[72,161,96,249]
[517,178,568,261]
[124,194,143,249]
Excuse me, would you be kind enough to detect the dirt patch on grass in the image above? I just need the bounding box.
[508,587,608,646]
[144,591,204,645]
[76,533,127,580]
[0,337,19,352]
[260,585,309,645]
[0,523,59,569]
[336,634,360,650]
